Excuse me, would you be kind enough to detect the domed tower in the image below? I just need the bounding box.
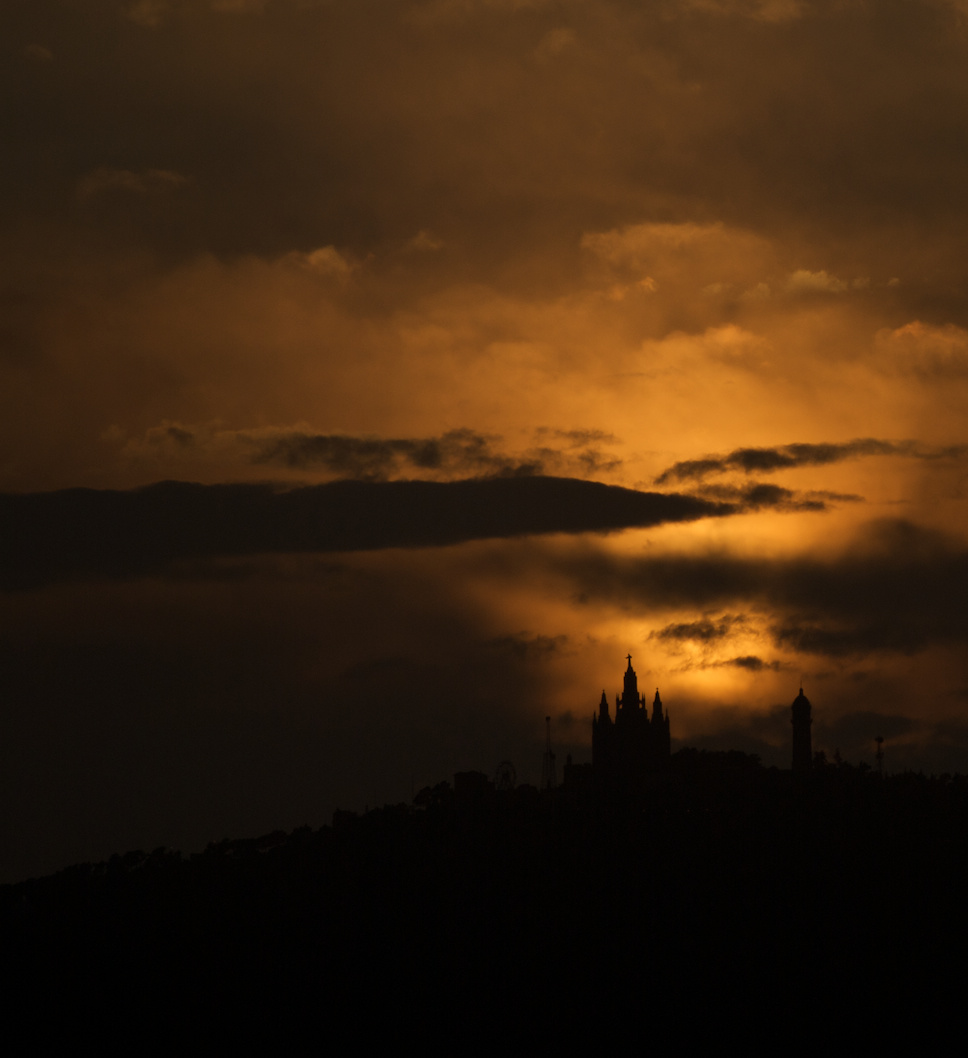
[791,686,812,774]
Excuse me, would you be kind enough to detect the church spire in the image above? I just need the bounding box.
[593,655,673,796]
[791,685,812,774]
[621,653,640,712]
[598,689,610,721]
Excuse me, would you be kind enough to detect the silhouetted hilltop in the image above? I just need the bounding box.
[3,753,968,1041]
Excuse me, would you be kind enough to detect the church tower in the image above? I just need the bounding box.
[791,686,812,774]
[618,654,642,718]
[592,654,671,799]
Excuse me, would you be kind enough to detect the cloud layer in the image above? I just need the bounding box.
[4,0,968,880]
[0,476,736,589]
[654,438,968,484]
[551,519,968,659]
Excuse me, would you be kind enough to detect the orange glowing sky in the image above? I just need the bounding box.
[4,0,968,879]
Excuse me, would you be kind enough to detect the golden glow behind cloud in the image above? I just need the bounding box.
[3,0,968,878]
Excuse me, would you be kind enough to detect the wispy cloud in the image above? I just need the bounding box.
[252,428,540,478]
[653,615,746,643]
[120,424,625,482]
[653,439,962,485]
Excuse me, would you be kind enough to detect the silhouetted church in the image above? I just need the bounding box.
[592,655,671,797]
[791,686,812,774]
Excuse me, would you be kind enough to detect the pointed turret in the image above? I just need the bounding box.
[597,689,610,722]
[651,688,663,722]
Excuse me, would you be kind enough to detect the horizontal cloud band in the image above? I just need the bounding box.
[653,438,968,485]
[552,519,968,657]
[0,476,735,590]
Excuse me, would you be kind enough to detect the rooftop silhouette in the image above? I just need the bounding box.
[3,655,965,1041]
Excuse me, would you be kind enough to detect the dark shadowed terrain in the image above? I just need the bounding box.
[3,751,966,1043]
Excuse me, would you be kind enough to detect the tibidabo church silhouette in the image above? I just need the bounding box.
[791,684,813,774]
[562,654,815,798]
[591,654,671,796]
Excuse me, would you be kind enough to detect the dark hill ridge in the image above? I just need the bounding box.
[3,753,968,1039]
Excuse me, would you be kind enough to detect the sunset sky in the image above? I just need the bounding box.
[4,0,968,880]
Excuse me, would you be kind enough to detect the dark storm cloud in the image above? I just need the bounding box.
[531,430,622,473]
[6,0,968,295]
[655,439,914,484]
[693,480,860,511]
[654,615,744,642]
[553,519,968,658]
[252,428,540,478]
[129,424,623,484]
[528,430,624,475]
[0,476,738,590]
[540,429,617,447]
[662,644,783,672]
[770,618,927,658]
[727,655,780,672]
[805,491,865,504]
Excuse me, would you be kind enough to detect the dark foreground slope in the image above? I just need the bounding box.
[3,754,968,1042]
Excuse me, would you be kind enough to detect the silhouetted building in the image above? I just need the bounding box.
[791,686,812,774]
[592,655,671,798]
